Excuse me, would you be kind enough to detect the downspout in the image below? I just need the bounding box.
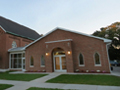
[106,43,111,73]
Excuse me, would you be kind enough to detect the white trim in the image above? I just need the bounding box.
[0,25,6,32]
[106,43,111,72]
[30,57,34,67]
[78,53,85,67]
[10,51,25,54]
[40,55,45,67]
[30,66,34,67]
[53,52,66,72]
[22,57,26,71]
[8,47,25,52]
[9,68,22,69]
[9,52,25,70]
[41,65,45,67]
[24,27,112,49]
[79,65,85,67]
[45,39,72,44]
[9,53,11,69]
[94,52,101,66]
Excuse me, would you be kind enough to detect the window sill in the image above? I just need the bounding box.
[95,64,101,66]
[79,65,85,67]
[30,66,34,67]
[41,65,45,67]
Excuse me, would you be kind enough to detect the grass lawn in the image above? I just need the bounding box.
[0,84,13,90]
[27,87,71,90]
[46,74,120,86]
[0,72,47,81]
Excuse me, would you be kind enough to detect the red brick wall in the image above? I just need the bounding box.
[0,27,33,69]
[26,29,110,72]
[0,27,6,68]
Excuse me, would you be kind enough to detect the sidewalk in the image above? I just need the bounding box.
[0,72,119,90]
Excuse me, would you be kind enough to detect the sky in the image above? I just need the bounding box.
[0,0,120,35]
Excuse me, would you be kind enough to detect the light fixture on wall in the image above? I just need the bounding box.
[46,53,48,56]
[68,51,71,54]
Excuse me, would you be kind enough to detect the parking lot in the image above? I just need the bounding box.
[112,66,120,73]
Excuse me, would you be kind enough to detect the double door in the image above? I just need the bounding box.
[54,55,66,72]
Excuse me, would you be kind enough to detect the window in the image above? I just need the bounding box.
[10,53,24,69]
[79,53,84,66]
[41,55,45,67]
[94,53,101,66]
[12,41,17,48]
[30,56,34,67]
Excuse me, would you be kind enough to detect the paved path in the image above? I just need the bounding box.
[112,66,120,73]
[0,72,120,90]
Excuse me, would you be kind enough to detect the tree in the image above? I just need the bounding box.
[92,22,120,60]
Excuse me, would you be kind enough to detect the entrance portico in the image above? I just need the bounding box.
[45,39,74,72]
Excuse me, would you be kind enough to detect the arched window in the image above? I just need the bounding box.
[30,56,34,67]
[79,53,84,66]
[41,55,45,67]
[94,53,101,66]
[12,41,17,48]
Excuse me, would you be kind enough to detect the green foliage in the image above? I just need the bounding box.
[46,74,120,86]
[92,22,120,60]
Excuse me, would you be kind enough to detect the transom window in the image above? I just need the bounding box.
[79,53,84,66]
[41,55,45,67]
[54,51,65,55]
[30,56,34,67]
[94,53,101,66]
[12,41,17,48]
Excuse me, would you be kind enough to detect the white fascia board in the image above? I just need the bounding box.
[59,27,112,43]
[45,39,72,44]
[8,47,25,52]
[25,27,112,49]
[24,27,58,49]
[0,25,6,32]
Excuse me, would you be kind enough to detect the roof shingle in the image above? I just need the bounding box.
[0,16,40,40]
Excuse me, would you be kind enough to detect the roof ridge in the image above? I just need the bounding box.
[0,16,37,33]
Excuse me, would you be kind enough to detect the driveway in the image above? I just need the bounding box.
[112,66,120,73]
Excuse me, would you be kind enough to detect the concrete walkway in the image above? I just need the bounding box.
[0,72,120,90]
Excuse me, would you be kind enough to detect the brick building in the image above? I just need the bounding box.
[25,28,111,73]
[0,16,112,73]
[0,16,40,71]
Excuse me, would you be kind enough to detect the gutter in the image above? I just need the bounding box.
[6,31,35,41]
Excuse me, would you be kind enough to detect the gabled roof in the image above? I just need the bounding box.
[25,27,112,49]
[0,16,40,40]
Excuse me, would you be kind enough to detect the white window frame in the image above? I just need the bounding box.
[78,53,85,66]
[9,51,25,70]
[30,56,34,67]
[94,52,101,66]
[12,41,17,48]
[41,55,45,67]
